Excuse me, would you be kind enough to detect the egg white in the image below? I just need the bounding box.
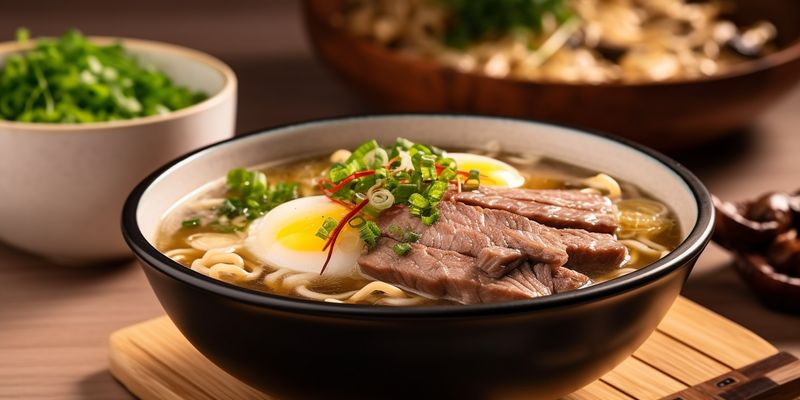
[244,196,363,277]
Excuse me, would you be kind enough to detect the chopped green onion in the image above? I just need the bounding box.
[181,218,201,229]
[389,224,404,237]
[408,193,430,209]
[394,137,414,151]
[393,242,412,256]
[463,169,481,191]
[429,145,445,156]
[218,168,298,222]
[348,216,366,228]
[0,29,207,123]
[391,183,417,203]
[388,224,420,243]
[218,168,299,220]
[348,139,379,168]
[419,154,438,181]
[426,181,448,203]
[438,166,457,182]
[421,209,440,225]
[403,230,421,243]
[438,156,456,169]
[359,221,381,249]
[316,138,481,264]
[218,199,238,216]
[367,148,389,168]
[368,187,395,210]
[328,164,351,183]
[315,216,339,240]
[409,143,433,156]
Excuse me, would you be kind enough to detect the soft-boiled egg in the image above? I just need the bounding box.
[244,196,363,277]
[448,153,525,188]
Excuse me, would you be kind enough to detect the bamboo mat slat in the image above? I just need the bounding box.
[601,356,687,398]
[562,380,634,400]
[109,296,797,400]
[631,331,730,386]
[656,298,777,369]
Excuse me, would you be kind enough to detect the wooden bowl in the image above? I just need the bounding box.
[303,0,800,151]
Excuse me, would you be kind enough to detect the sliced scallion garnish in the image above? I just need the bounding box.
[315,138,483,273]
[393,242,412,256]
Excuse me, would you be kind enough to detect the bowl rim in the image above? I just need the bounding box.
[303,0,800,89]
[122,114,715,319]
[0,36,237,132]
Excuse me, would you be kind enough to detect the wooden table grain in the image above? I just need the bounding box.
[1,1,798,399]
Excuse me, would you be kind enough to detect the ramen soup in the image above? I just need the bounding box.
[157,138,680,306]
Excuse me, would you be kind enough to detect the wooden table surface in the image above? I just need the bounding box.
[1,1,799,399]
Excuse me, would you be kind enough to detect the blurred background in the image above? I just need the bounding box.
[1,1,799,398]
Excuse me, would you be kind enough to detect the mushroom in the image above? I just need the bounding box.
[768,229,800,277]
[712,192,795,250]
[712,190,800,314]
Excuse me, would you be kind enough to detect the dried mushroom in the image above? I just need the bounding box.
[712,190,800,314]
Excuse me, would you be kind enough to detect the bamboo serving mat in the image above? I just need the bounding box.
[108,297,800,400]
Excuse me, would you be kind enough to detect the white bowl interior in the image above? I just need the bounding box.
[137,116,698,244]
[125,43,226,96]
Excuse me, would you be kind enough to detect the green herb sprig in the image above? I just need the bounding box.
[0,28,207,123]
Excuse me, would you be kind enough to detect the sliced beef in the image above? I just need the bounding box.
[377,204,569,271]
[378,202,627,278]
[559,228,628,276]
[477,247,524,278]
[443,202,625,276]
[474,187,613,213]
[533,263,591,293]
[357,238,590,304]
[449,188,618,234]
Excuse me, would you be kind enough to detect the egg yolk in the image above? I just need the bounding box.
[276,206,352,252]
[457,160,521,187]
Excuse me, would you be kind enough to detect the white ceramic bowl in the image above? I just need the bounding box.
[0,37,237,264]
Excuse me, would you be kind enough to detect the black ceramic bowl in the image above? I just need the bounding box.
[122,115,714,400]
